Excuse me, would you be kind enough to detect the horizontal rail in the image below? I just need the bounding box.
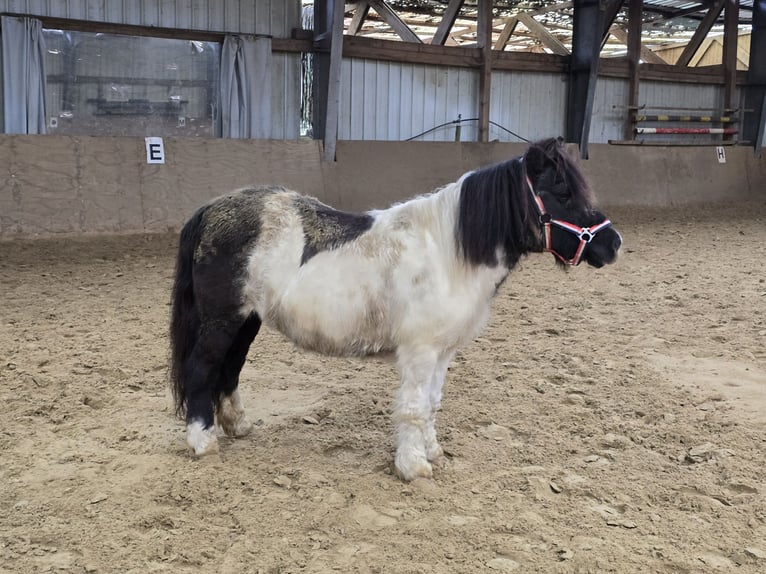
[635,127,739,135]
[633,114,738,123]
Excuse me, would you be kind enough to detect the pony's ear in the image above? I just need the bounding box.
[525,138,560,179]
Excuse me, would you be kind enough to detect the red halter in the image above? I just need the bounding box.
[526,175,612,266]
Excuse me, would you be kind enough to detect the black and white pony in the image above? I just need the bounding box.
[169,138,622,481]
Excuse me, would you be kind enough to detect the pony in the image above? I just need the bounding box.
[169,137,622,481]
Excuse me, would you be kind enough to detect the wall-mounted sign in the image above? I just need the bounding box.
[716,146,726,164]
[145,137,165,164]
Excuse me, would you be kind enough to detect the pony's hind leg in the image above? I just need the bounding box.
[183,326,242,457]
[216,314,262,437]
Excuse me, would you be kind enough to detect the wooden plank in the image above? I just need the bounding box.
[608,26,667,65]
[477,0,492,142]
[598,58,748,86]
[324,0,345,161]
[342,34,569,74]
[517,13,569,55]
[675,0,725,67]
[387,63,400,139]
[497,0,573,48]
[348,2,370,35]
[342,35,481,67]
[431,0,464,46]
[689,36,717,66]
[368,0,422,43]
[494,17,518,50]
[375,61,389,139]
[172,0,192,29]
[601,0,623,47]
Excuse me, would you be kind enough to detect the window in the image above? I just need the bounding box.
[43,29,220,137]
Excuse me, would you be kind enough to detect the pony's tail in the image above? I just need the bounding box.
[169,206,207,418]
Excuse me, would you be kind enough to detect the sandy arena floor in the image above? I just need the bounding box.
[1,201,765,573]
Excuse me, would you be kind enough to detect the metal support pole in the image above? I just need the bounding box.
[744,0,766,151]
[567,0,602,158]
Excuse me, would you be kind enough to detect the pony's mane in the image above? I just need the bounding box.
[455,156,538,268]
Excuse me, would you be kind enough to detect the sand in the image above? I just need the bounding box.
[1,201,765,573]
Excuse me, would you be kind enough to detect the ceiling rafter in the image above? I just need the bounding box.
[339,0,753,62]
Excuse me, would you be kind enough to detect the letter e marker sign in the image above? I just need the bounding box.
[145,137,166,164]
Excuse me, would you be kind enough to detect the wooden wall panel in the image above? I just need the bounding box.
[13,136,80,234]
[490,70,567,142]
[79,137,144,232]
[0,137,16,234]
[1,134,764,239]
[339,58,479,142]
[0,0,301,36]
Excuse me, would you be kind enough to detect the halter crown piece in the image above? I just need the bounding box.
[521,157,612,266]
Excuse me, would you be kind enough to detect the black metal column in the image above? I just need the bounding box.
[312,0,332,141]
[566,0,603,158]
[743,0,766,150]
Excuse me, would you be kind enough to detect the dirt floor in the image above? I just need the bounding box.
[2,200,766,574]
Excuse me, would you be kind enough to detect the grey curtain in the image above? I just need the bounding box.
[219,35,272,139]
[2,16,47,134]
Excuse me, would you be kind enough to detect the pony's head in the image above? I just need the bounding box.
[523,138,622,268]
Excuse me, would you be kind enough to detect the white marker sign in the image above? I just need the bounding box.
[145,137,166,164]
[716,146,726,164]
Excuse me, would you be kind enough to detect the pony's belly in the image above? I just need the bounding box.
[273,313,395,357]
[265,285,395,358]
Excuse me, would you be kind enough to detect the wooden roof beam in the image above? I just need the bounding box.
[675,0,726,66]
[609,25,667,64]
[495,2,573,51]
[431,0,464,45]
[517,12,569,55]
[367,0,423,43]
[494,17,519,50]
[348,2,370,35]
[601,0,623,48]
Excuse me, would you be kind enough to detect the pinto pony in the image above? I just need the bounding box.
[169,138,622,481]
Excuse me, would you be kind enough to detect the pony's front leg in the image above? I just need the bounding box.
[423,352,454,464]
[393,347,439,481]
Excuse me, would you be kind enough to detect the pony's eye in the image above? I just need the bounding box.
[552,182,571,200]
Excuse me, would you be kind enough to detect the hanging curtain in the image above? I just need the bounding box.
[219,35,272,139]
[2,16,48,134]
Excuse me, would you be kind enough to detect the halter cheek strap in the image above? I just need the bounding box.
[525,173,612,266]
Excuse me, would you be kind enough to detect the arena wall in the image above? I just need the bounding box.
[1,135,764,238]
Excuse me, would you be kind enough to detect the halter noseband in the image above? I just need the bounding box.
[523,164,612,266]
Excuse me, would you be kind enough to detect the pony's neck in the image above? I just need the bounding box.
[455,159,535,269]
[386,180,463,250]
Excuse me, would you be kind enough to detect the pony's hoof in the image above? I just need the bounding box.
[429,454,449,469]
[187,421,220,456]
[426,444,444,462]
[220,416,253,438]
[394,453,433,482]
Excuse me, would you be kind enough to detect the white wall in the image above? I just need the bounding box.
[0,0,300,36]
